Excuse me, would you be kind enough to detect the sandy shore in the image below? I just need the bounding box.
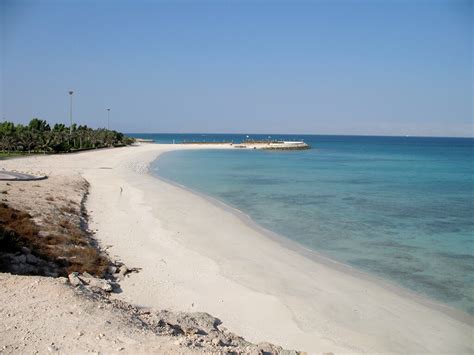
[2,143,473,353]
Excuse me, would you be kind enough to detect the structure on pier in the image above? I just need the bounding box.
[235,140,310,150]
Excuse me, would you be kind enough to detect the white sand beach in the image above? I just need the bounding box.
[2,143,473,354]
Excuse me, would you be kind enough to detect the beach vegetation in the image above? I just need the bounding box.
[0,118,134,154]
[0,202,109,277]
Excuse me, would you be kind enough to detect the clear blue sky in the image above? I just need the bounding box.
[1,0,472,136]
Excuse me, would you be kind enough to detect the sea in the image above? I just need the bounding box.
[129,133,474,314]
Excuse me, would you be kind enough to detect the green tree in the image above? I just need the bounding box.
[29,118,50,132]
[0,118,133,154]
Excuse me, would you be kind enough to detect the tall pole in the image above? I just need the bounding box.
[68,91,74,135]
[107,108,111,130]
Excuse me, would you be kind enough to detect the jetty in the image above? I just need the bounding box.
[136,138,310,150]
[234,140,310,150]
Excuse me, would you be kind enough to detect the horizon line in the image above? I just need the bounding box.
[125,132,474,139]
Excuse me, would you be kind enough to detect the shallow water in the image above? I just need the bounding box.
[144,134,474,314]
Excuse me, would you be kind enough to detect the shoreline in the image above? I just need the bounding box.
[152,166,473,326]
[2,144,472,353]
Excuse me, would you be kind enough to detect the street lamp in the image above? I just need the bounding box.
[107,108,111,130]
[68,90,74,135]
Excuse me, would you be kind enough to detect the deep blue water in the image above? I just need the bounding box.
[137,133,474,314]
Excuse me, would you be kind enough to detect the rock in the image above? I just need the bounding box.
[78,273,113,292]
[155,311,222,336]
[26,254,39,265]
[211,337,222,346]
[20,247,31,255]
[10,264,21,273]
[16,254,26,264]
[3,254,16,264]
[183,327,200,336]
[280,350,300,355]
[257,342,283,354]
[11,262,36,274]
[118,265,128,277]
[68,272,83,287]
[107,265,117,274]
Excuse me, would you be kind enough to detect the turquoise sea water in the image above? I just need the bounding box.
[143,134,474,314]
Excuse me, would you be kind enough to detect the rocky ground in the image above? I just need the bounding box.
[0,273,299,354]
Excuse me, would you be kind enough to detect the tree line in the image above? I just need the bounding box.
[0,118,134,154]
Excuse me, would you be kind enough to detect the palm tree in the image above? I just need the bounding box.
[37,131,56,154]
[18,130,37,153]
[0,134,16,153]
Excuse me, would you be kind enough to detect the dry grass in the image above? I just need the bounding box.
[0,203,109,277]
[0,203,37,253]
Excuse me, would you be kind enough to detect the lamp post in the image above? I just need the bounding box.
[107,108,111,130]
[68,91,74,135]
